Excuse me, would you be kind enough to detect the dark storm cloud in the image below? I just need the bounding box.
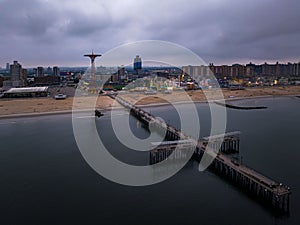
[0,0,59,37]
[143,0,300,63]
[0,0,299,67]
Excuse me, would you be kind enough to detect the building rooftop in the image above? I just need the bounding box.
[5,87,48,94]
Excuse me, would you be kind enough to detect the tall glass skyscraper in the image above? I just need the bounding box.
[133,55,142,72]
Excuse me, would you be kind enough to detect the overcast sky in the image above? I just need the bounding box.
[0,0,299,67]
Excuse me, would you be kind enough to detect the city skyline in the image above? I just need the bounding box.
[0,0,300,67]
[2,60,300,70]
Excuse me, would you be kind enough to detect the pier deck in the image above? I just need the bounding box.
[108,94,291,213]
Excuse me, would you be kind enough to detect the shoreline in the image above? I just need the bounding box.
[0,94,298,119]
[1,85,300,119]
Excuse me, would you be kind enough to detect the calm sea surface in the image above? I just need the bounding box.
[0,96,299,225]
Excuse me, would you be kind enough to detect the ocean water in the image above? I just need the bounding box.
[0,96,299,225]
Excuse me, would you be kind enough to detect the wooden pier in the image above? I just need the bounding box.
[194,145,291,213]
[149,139,195,165]
[109,94,291,214]
[201,131,240,154]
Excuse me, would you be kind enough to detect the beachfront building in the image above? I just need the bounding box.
[3,87,49,98]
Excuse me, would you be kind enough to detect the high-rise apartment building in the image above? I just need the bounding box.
[182,65,193,76]
[21,69,27,86]
[53,66,60,76]
[294,63,300,76]
[10,61,22,81]
[118,65,125,80]
[8,61,26,87]
[184,62,300,79]
[231,64,246,78]
[37,67,44,77]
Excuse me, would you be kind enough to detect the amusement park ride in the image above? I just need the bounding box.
[84,50,102,95]
[84,51,104,117]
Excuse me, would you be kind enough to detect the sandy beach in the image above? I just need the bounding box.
[1,86,300,117]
